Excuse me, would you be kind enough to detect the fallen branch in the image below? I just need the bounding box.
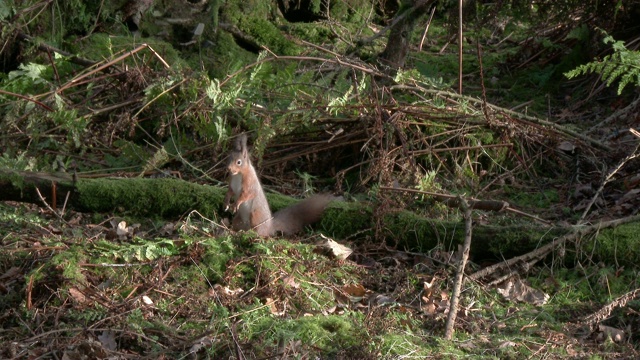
[380,186,551,225]
[468,214,640,282]
[389,84,613,152]
[579,138,640,223]
[580,287,640,329]
[445,196,473,340]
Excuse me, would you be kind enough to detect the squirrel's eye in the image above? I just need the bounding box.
[236,160,242,166]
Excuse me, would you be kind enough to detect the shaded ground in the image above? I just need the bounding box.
[1,200,639,359]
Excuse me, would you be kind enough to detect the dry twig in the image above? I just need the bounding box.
[578,139,640,223]
[444,196,473,339]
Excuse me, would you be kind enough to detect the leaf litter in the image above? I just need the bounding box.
[0,200,639,359]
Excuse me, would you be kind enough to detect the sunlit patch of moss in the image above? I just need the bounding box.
[504,186,560,209]
[250,313,365,355]
[0,202,50,234]
[199,234,244,284]
[584,223,640,267]
[75,177,225,219]
[375,332,435,358]
[50,245,88,284]
[237,17,299,56]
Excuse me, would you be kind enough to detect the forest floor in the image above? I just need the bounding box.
[1,197,639,359]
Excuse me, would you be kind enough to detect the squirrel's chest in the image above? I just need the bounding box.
[229,173,243,197]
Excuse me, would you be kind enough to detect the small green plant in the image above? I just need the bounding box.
[416,170,441,194]
[95,238,182,262]
[295,170,317,195]
[565,33,640,95]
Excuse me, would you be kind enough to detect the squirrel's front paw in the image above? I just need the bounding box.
[229,203,240,214]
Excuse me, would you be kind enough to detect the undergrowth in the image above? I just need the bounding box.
[1,201,638,358]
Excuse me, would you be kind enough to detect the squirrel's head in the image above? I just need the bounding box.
[227,133,249,175]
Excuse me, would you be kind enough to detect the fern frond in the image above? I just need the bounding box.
[564,34,640,95]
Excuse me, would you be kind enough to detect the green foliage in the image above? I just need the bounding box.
[579,223,640,268]
[237,16,299,55]
[416,170,441,194]
[66,305,108,324]
[3,62,54,98]
[252,314,363,353]
[505,187,559,209]
[200,235,241,283]
[565,34,640,95]
[50,246,87,283]
[104,140,150,170]
[0,151,37,171]
[94,238,182,262]
[0,1,13,20]
[50,107,87,148]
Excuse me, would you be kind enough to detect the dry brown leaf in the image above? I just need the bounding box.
[498,340,517,348]
[97,330,117,351]
[61,339,108,360]
[266,297,285,316]
[597,324,625,342]
[423,278,436,299]
[116,220,129,237]
[333,289,349,305]
[210,284,244,297]
[496,279,549,306]
[317,236,353,260]
[370,293,394,306]
[342,284,367,301]
[68,287,87,304]
[283,275,300,289]
[142,295,154,306]
[422,301,437,315]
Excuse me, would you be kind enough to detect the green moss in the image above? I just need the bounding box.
[284,23,333,45]
[237,16,299,55]
[376,334,434,357]
[75,177,225,219]
[252,314,364,353]
[70,33,186,71]
[318,200,373,238]
[196,31,257,80]
[505,186,560,209]
[583,223,640,267]
[50,245,88,284]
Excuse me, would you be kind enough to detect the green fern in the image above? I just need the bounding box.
[565,35,640,95]
[95,238,182,262]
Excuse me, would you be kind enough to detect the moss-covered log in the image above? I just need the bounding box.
[0,170,299,220]
[2,170,640,266]
[318,201,571,261]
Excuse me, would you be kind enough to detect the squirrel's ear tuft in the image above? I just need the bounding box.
[233,133,247,152]
[239,133,249,157]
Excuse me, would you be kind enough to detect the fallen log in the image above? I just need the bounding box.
[2,170,639,266]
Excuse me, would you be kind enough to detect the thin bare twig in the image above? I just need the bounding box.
[579,139,640,223]
[0,89,54,111]
[444,196,472,339]
[35,187,69,225]
[380,186,551,224]
[418,5,436,51]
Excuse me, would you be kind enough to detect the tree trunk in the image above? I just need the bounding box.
[379,0,435,73]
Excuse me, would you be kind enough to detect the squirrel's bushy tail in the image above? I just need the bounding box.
[271,194,336,236]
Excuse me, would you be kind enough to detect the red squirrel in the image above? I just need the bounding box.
[223,133,334,237]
